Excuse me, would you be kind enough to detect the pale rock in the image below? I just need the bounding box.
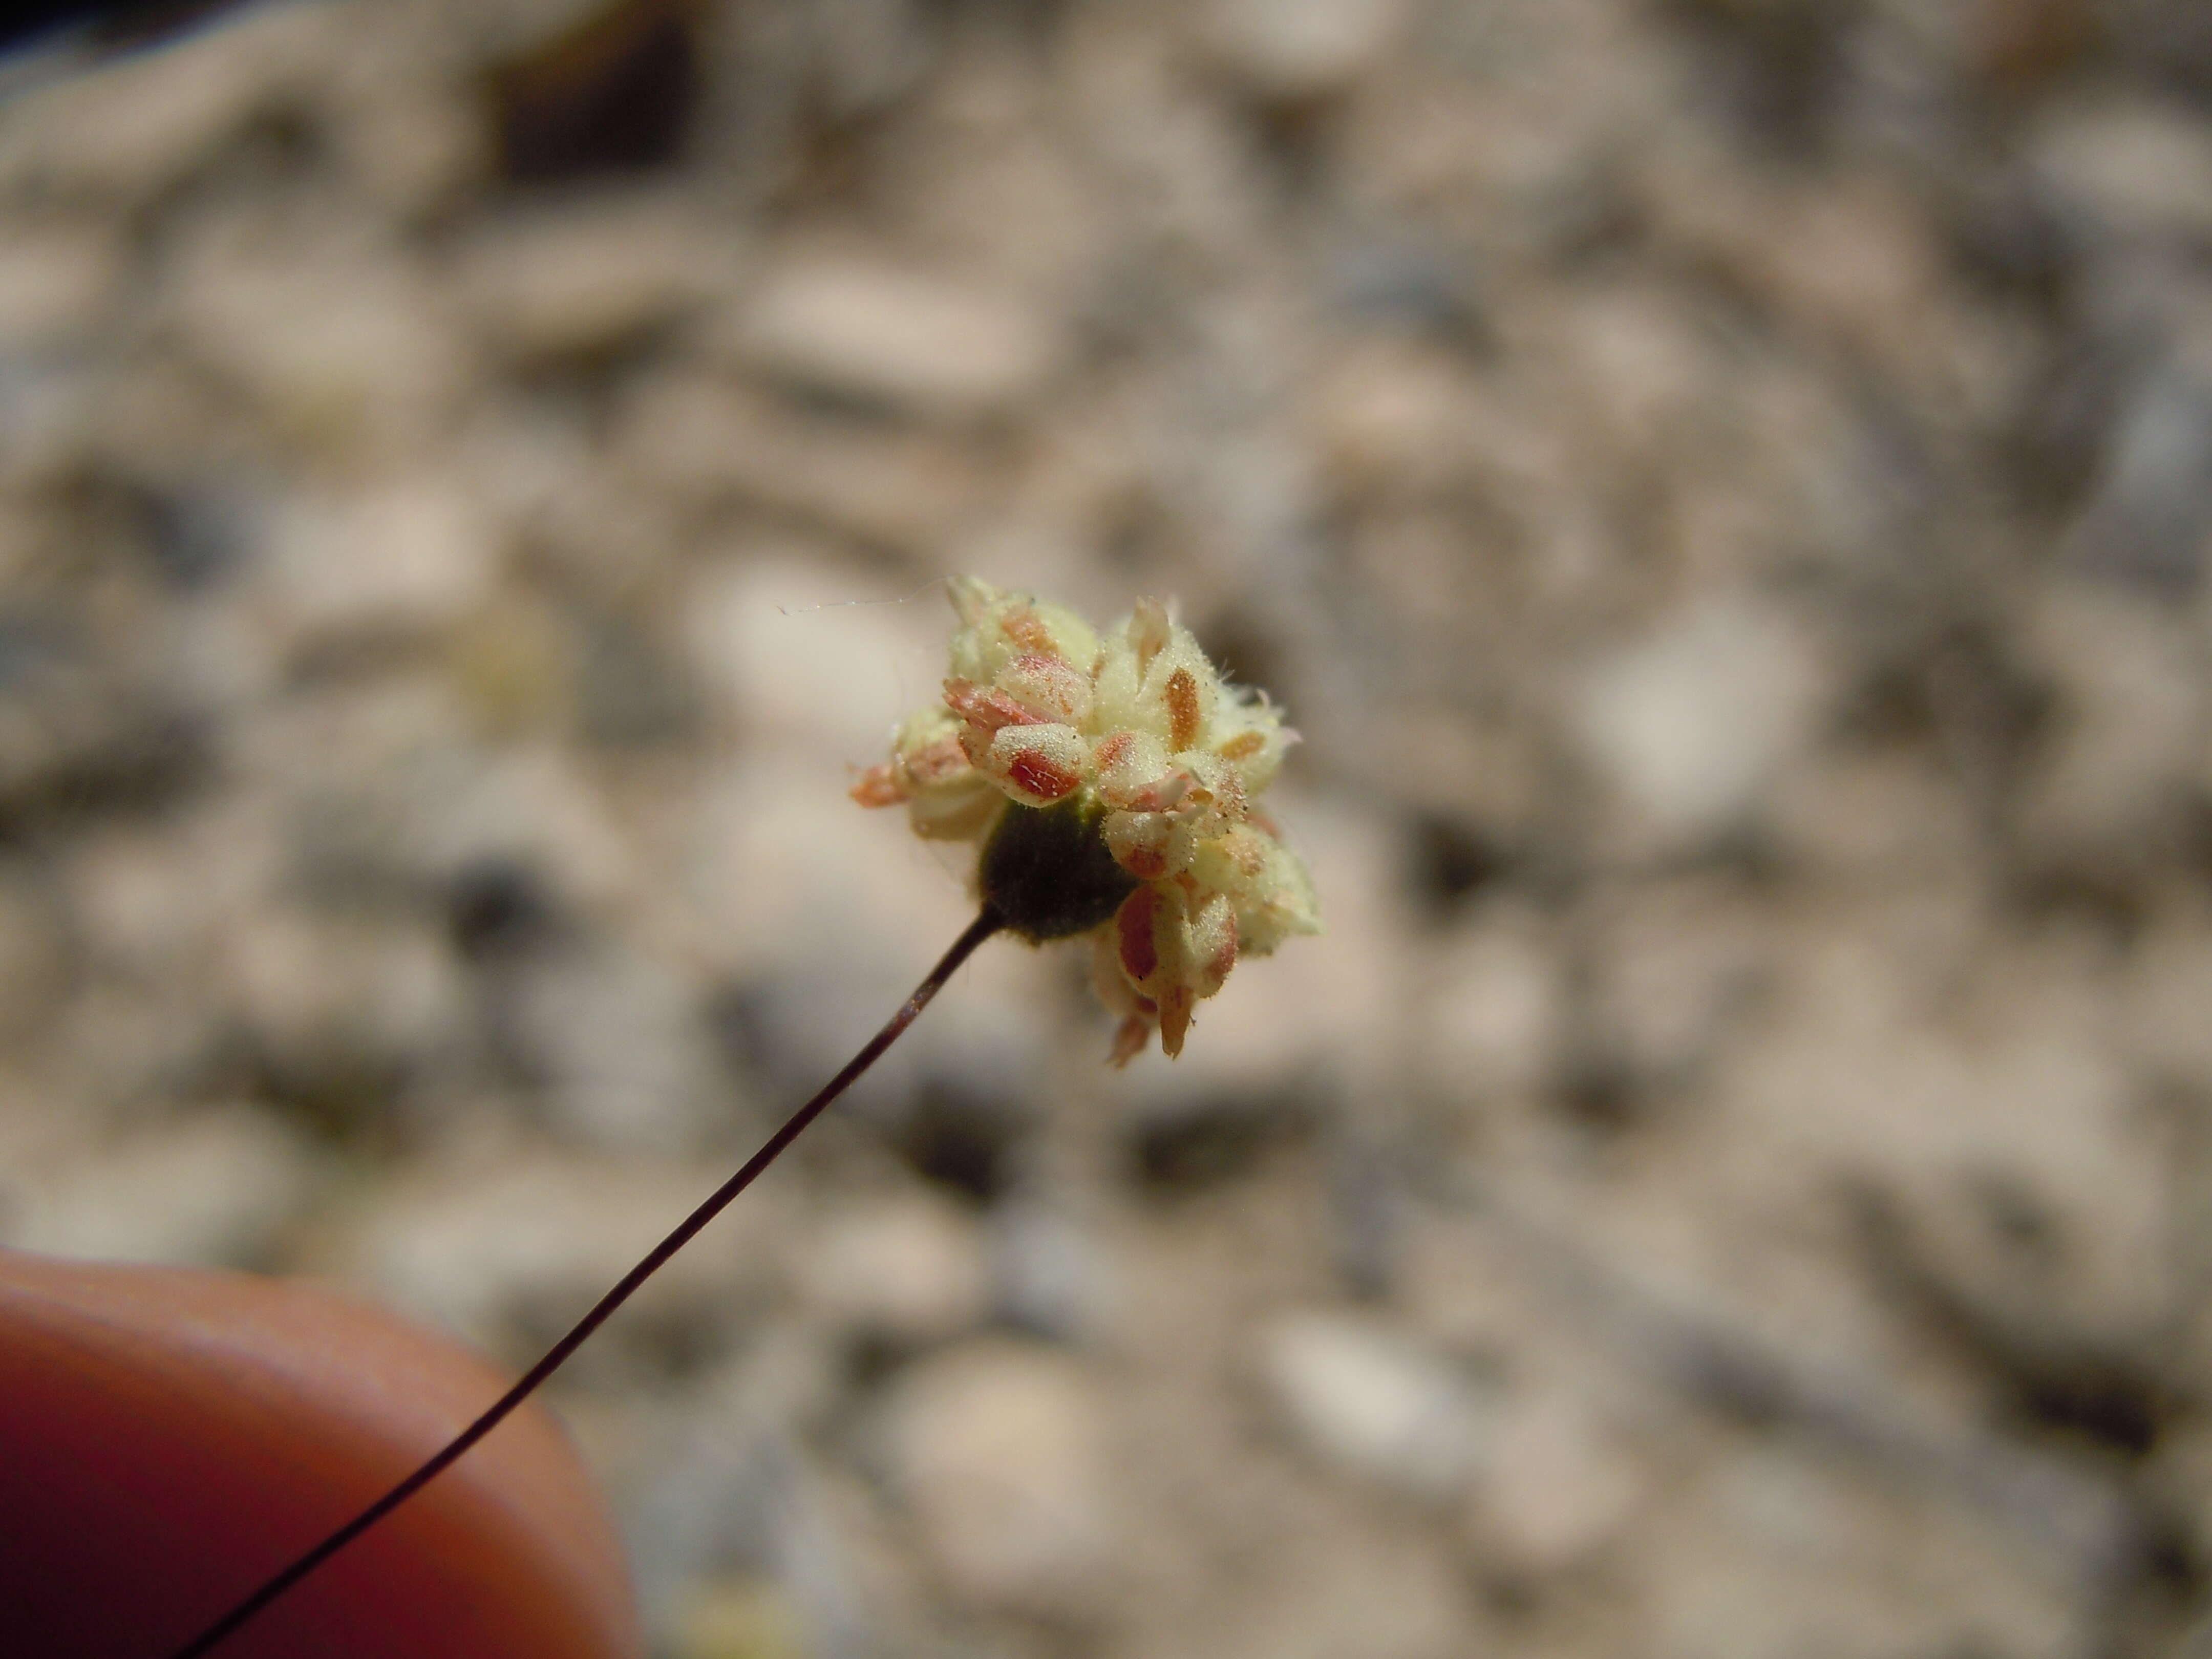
[443,592,576,738]
[8,1107,314,1268]
[261,478,499,646]
[879,53,1103,296]
[784,0,934,119]
[170,580,289,716]
[1308,337,1482,500]
[450,399,602,537]
[681,750,980,987]
[682,547,957,759]
[1368,704,1547,839]
[990,1200,1120,1344]
[0,1083,75,1190]
[227,908,467,1086]
[316,26,486,217]
[170,216,469,456]
[229,676,469,894]
[873,1338,1116,1614]
[1473,1390,1643,1573]
[725,253,1065,420]
[413,740,640,917]
[2124,907,2212,1094]
[1751,185,1943,364]
[1177,1525,1472,1659]
[460,194,743,361]
[1260,1309,1489,1501]
[0,867,71,1045]
[1194,0,1410,102]
[502,940,724,1152]
[618,374,986,551]
[54,983,225,1116]
[2014,582,2200,868]
[616,1377,833,1621]
[2066,364,2212,588]
[1584,877,1771,1084]
[1564,284,1719,459]
[0,221,124,351]
[68,815,274,983]
[1721,933,2174,1347]
[1766,746,1977,879]
[2030,99,2212,245]
[1573,597,1826,857]
[797,1190,990,1348]
[1645,1445,2082,1659]
[1416,903,1564,1104]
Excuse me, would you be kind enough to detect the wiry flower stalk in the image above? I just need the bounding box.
[162,915,1002,1659]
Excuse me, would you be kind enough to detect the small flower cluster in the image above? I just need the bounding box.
[855,578,1320,1061]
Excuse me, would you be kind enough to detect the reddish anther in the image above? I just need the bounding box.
[1218,729,1265,761]
[1005,746,1080,801]
[944,678,1046,732]
[1165,667,1201,752]
[1117,887,1161,983]
[1001,606,1054,654]
[849,764,904,807]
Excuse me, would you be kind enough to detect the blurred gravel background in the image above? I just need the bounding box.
[5,0,2212,1654]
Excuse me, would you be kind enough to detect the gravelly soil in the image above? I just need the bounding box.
[6,2,2212,1655]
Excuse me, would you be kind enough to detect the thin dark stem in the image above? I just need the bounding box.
[164,907,1004,1659]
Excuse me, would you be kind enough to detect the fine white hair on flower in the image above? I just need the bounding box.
[854,578,1319,1063]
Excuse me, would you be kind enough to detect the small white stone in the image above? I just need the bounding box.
[2030,99,2212,245]
[8,1107,314,1268]
[0,870,69,1046]
[682,547,955,759]
[1574,597,1826,857]
[990,1200,1119,1344]
[460,194,742,361]
[1418,904,1564,1103]
[0,221,123,350]
[412,740,640,917]
[2015,583,2199,867]
[260,478,498,645]
[617,375,986,551]
[1308,337,1482,500]
[227,908,466,1085]
[2125,910,2212,1095]
[1721,930,2174,1346]
[170,217,469,456]
[1260,1309,1488,1501]
[797,1190,990,1348]
[874,1338,1115,1614]
[1194,0,1411,101]
[725,252,1065,420]
[1475,1392,1643,1573]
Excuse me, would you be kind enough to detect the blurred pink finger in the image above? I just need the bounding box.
[0,1248,642,1659]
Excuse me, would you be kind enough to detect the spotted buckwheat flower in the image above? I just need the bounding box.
[855,578,1321,1061]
